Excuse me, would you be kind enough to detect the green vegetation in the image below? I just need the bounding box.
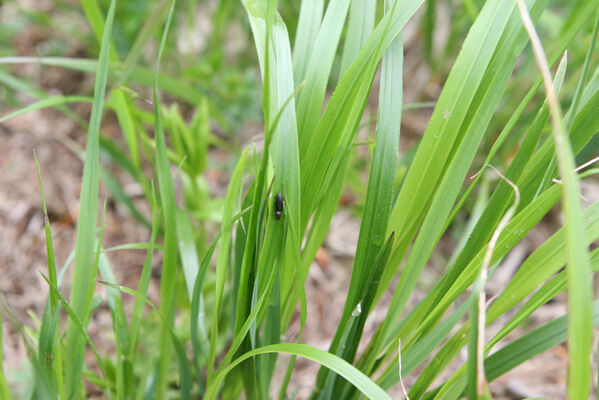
[2,0,599,398]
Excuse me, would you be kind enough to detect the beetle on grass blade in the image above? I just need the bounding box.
[275,192,284,220]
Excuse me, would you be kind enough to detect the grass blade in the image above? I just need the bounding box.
[516,2,593,397]
[152,1,179,398]
[63,0,116,396]
[206,344,392,400]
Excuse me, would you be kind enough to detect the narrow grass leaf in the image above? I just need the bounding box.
[516,2,593,397]
[206,344,391,400]
[0,96,92,123]
[152,1,179,398]
[63,0,116,396]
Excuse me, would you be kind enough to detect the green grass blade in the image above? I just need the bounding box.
[152,1,179,398]
[485,300,599,383]
[316,0,403,390]
[127,184,159,361]
[98,253,128,399]
[63,0,116,396]
[206,344,391,400]
[339,0,376,77]
[295,0,351,152]
[33,152,59,315]
[115,0,172,88]
[292,0,324,84]
[299,0,423,230]
[42,273,110,396]
[516,2,593,397]
[98,282,192,400]
[176,210,201,303]
[190,235,220,393]
[487,246,599,353]
[0,57,205,106]
[0,314,12,400]
[207,147,250,382]
[0,95,92,123]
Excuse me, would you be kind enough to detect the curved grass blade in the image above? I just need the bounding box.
[205,344,391,400]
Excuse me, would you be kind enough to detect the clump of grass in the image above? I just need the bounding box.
[2,0,599,399]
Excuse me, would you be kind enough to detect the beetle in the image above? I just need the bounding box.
[274,192,284,220]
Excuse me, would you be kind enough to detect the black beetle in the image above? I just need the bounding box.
[275,192,283,220]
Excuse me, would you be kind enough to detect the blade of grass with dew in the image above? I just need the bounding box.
[517,2,593,397]
[339,0,375,77]
[331,233,397,400]
[152,1,179,398]
[316,1,403,392]
[393,0,581,348]
[320,304,364,400]
[63,0,115,396]
[292,0,324,84]
[206,344,391,400]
